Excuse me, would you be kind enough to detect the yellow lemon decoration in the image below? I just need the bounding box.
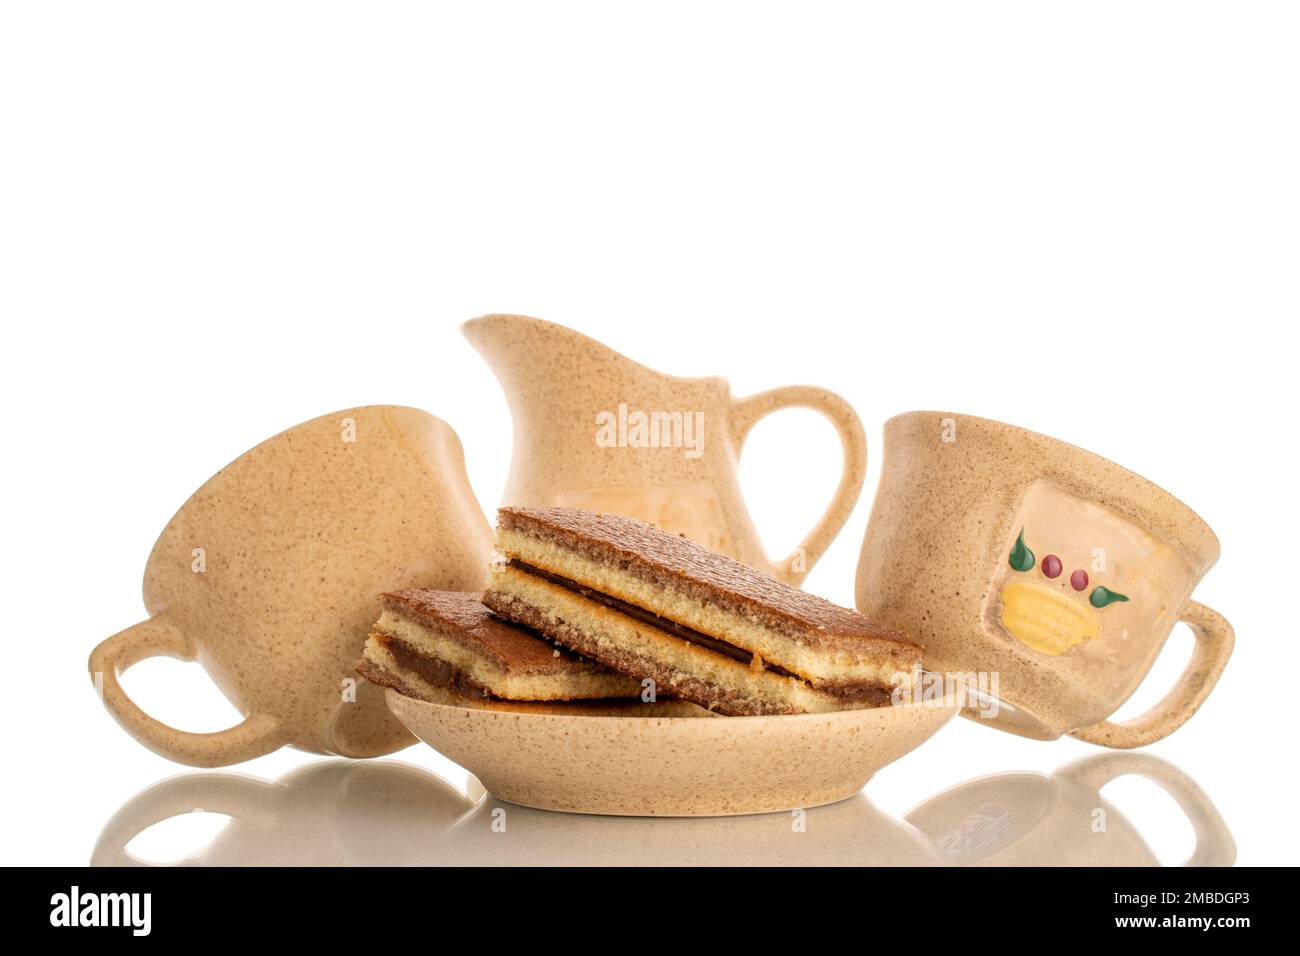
[1000,581,1101,656]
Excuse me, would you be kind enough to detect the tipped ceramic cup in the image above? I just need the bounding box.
[856,411,1233,749]
[88,406,493,767]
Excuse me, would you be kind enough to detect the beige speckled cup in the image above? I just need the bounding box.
[89,406,492,767]
[463,314,866,586]
[856,411,1233,748]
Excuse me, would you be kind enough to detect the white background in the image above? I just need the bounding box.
[2,1,1296,865]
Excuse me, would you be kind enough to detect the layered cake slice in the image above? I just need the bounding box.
[357,589,645,706]
[482,507,922,716]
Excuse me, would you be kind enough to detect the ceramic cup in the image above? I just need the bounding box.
[88,406,492,767]
[463,314,867,586]
[856,411,1233,748]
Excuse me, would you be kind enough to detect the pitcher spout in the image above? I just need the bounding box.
[461,313,643,409]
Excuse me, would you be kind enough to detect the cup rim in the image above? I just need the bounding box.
[882,409,1221,564]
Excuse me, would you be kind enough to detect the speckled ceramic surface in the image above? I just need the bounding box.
[88,406,493,768]
[856,411,1233,748]
[463,314,866,586]
[907,753,1236,866]
[387,688,957,816]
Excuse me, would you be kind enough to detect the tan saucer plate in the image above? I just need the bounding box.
[386,689,957,817]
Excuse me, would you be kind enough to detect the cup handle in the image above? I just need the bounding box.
[90,772,281,866]
[731,385,867,586]
[1070,600,1234,749]
[1054,753,1236,866]
[89,615,284,767]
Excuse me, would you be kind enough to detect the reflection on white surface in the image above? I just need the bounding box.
[91,753,1234,867]
[906,752,1236,867]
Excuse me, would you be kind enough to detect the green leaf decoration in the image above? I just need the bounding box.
[1090,586,1129,608]
[1008,529,1035,572]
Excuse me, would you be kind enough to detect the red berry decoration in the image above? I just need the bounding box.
[1070,569,1089,591]
[1041,554,1062,578]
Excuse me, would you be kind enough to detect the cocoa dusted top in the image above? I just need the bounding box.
[380,589,594,674]
[497,507,919,654]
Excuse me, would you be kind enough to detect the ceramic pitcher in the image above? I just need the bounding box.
[463,314,867,586]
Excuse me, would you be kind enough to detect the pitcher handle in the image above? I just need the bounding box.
[89,614,284,767]
[1054,753,1236,866]
[1070,600,1234,749]
[731,385,867,586]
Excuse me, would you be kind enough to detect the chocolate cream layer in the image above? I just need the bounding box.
[381,632,495,698]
